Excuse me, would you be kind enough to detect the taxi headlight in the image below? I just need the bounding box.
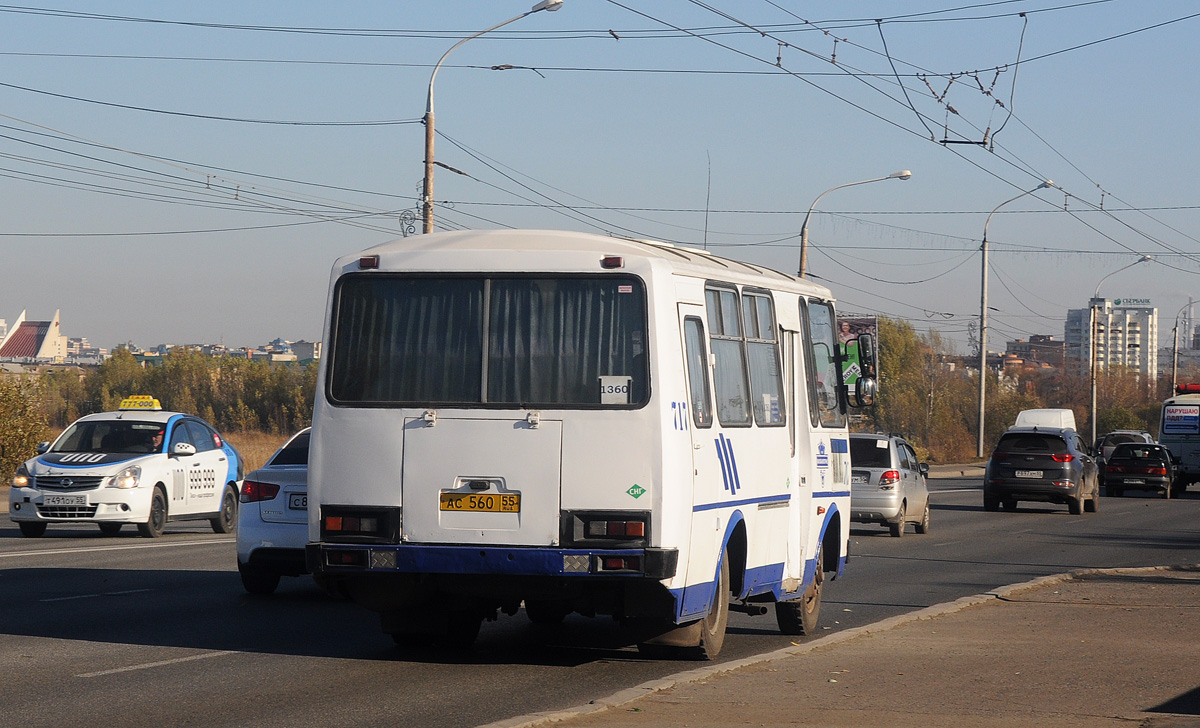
[106,465,142,489]
[12,463,31,488]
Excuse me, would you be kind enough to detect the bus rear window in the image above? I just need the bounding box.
[329,275,648,408]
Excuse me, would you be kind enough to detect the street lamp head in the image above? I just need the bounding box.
[531,0,563,10]
[889,170,913,180]
[1037,180,1053,189]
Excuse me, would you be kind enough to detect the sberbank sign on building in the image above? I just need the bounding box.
[1113,298,1152,306]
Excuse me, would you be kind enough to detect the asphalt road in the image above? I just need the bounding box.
[3,479,1198,728]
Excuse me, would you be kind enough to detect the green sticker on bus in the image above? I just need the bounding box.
[627,484,645,499]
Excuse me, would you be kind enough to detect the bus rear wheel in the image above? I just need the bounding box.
[695,551,730,660]
[776,542,823,636]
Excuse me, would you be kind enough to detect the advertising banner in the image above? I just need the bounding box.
[837,316,878,389]
[1163,404,1200,435]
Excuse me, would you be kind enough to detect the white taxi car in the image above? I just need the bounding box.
[8,396,244,538]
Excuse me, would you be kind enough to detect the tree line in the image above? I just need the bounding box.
[1,348,316,479]
[865,317,1173,462]
[0,321,1185,480]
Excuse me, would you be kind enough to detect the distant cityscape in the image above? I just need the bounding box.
[0,309,319,370]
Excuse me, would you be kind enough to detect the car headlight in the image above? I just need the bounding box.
[12,463,31,488]
[105,465,142,489]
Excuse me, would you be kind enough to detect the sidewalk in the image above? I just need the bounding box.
[487,566,1200,728]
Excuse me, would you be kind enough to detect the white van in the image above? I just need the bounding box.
[1014,408,1077,431]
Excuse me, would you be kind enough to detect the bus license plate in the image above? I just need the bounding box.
[288,493,307,510]
[43,494,87,506]
[439,492,520,513]
[1014,470,1042,478]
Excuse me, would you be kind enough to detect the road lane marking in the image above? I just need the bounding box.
[77,650,239,678]
[40,589,153,603]
[932,488,980,494]
[0,538,234,559]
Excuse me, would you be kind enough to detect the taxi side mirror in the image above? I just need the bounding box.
[36,441,50,454]
[172,442,197,457]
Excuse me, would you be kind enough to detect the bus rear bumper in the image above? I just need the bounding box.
[307,542,678,580]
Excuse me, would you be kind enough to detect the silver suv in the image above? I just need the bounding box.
[849,433,930,537]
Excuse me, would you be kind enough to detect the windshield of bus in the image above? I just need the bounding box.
[328,274,648,407]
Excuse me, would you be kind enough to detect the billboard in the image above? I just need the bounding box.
[837,315,878,390]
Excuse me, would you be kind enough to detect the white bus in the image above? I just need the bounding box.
[306,229,875,658]
[1160,383,1200,492]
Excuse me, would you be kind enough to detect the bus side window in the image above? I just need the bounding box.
[705,286,752,426]
[683,317,713,428]
[742,291,786,427]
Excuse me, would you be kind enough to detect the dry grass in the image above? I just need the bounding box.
[224,430,291,473]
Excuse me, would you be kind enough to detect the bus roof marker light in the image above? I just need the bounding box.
[359,255,380,270]
[601,255,623,269]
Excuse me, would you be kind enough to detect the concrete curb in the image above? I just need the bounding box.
[477,565,1190,728]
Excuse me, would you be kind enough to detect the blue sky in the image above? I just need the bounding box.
[1,1,1197,352]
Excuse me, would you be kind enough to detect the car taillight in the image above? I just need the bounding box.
[1051,454,1075,463]
[240,479,280,503]
[879,470,900,487]
[1146,467,1168,476]
[1106,465,1126,473]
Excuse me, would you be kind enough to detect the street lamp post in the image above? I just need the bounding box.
[1172,300,1197,392]
[797,170,912,278]
[1089,255,1154,443]
[977,181,1053,458]
[421,0,563,234]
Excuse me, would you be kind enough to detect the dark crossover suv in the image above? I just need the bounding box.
[1103,443,1177,499]
[984,427,1100,514]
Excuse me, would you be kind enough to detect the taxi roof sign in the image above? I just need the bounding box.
[119,395,163,411]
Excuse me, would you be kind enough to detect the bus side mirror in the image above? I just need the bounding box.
[852,376,877,407]
[856,333,877,378]
[848,332,878,407]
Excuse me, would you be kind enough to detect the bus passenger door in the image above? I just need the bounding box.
[782,327,811,589]
[679,305,724,596]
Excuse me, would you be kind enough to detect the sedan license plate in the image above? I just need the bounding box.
[43,494,87,506]
[288,493,307,510]
[1014,470,1043,479]
[851,475,868,484]
[439,492,520,513]
[1124,478,1145,485]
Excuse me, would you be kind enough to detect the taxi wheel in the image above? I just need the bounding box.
[211,486,237,534]
[138,488,167,538]
[18,521,47,538]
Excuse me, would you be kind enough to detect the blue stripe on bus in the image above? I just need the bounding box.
[715,433,742,496]
[813,490,850,498]
[693,493,790,512]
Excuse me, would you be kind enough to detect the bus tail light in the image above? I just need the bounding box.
[587,519,645,538]
[241,480,280,503]
[566,511,651,547]
[599,555,642,572]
